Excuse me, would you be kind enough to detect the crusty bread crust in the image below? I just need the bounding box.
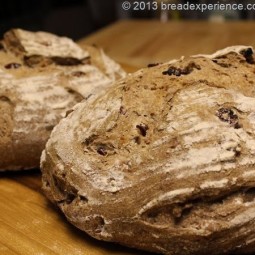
[42,46,255,255]
[0,29,125,171]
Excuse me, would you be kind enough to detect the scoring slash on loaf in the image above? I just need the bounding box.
[41,46,255,255]
[0,29,126,171]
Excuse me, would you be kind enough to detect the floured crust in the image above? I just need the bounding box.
[3,29,89,59]
[42,46,255,254]
[0,29,126,171]
[192,45,253,59]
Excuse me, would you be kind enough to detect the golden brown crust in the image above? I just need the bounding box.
[42,46,255,254]
[0,29,126,171]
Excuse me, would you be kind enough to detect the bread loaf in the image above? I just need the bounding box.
[0,29,125,171]
[41,46,255,255]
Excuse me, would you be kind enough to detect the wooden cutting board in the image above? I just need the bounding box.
[0,170,153,255]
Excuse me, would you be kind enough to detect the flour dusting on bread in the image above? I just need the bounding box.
[0,28,126,171]
[41,46,255,255]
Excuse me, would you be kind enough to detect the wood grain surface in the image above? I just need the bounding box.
[0,170,150,255]
[1,19,255,255]
[0,63,144,255]
[79,20,255,68]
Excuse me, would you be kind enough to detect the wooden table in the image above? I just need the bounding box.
[1,20,255,255]
[79,20,255,69]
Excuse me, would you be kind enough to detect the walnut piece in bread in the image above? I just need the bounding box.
[0,29,126,171]
[41,46,255,255]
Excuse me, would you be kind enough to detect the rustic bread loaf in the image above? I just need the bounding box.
[41,46,255,255]
[0,29,125,171]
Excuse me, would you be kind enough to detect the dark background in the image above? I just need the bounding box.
[0,0,254,40]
